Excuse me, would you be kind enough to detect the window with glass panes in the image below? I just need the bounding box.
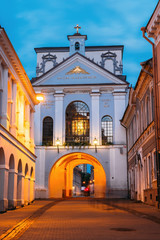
[42,117,53,145]
[101,115,113,145]
[66,101,89,144]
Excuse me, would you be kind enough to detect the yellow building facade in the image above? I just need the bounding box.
[0,27,38,212]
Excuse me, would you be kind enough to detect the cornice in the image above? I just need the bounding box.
[146,2,160,44]
[121,104,136,127]
[0,28,38,105]
[128,121,155,160]
[0,124,36,161]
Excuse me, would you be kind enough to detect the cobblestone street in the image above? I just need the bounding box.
[1,199,160,240]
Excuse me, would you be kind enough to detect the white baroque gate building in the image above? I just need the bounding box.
[32,29,129,199]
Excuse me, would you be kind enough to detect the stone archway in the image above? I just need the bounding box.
[49,152,106,198]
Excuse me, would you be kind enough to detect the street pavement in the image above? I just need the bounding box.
[0,199,160,240]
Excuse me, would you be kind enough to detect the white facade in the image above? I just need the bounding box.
[32,31,129,199]
[0,27,37,212]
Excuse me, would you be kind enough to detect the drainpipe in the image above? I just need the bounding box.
[120,121,130,199]
[141,27,160,208]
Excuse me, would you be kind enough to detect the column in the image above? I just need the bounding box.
[54,92,64,145]
[30,178,35,202]
[34,104,41,145]
[90,92,100,145]
[7,75,12,130]
[113,92,126,144]
[30,109,35,149]
[24,102,30,147]
[8,170,17,209]
[10,80,17,136]
[17,173,24,206]
[0,166,8,212]
[0,67,8,128]
[24,176,30,205]
[18,93,25,143]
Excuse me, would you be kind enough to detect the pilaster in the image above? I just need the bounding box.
[90,91,100,145]
[0,67,8,128]
[10,80,17,136]
[0,166,8,212]
[113,91,126,144]
[18,93,25,143]
[34,104,41,145]
[54,92,64,145]
[24,102,31,148]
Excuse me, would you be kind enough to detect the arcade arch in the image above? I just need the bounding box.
[49,152,106,198]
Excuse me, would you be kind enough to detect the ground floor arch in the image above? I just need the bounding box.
[49,152,106,198]
[0,126,36,212]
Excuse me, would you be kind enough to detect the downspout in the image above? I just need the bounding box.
[120,121,130,199]
[141,27,160,208]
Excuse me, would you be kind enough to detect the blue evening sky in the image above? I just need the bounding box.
[0,0,158,86]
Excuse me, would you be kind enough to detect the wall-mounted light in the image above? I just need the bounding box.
[56,138,60,153]
[36,94,44,102]
[93,137,98,153]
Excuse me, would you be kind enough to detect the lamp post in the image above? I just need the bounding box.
[56,138,60,153]
[93,137,98,153]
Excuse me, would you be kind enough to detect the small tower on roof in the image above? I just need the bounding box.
[67,24,87,56]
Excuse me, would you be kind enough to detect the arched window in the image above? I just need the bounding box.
[146,97,149,126]
[42,117,53,145]
[66,101,89,144]
[141,103,144,132]
[101,115,113,145]
[151,89,154,121]
[75,42,80,51]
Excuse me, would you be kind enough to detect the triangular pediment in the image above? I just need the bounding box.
[101,51,117,58]
[32,53,127,86]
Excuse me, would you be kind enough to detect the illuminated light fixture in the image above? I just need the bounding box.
[56,138,60,153]
[93,137,98,153]
[36,94,44,101]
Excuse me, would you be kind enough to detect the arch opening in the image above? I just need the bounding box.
[72,164,94,197]
[49,153,106,198]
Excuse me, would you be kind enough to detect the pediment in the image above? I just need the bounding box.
[101,51,117,58]
[32,53,126,86]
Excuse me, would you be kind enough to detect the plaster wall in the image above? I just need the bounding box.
[35,146,127,199]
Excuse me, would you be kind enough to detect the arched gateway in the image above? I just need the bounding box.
[49,152,106,198]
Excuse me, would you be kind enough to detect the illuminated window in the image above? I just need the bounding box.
[42,117,53,145]
[101,115,113,145]
[66,101,89,144]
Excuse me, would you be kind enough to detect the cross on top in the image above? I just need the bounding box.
[74,24,81,33]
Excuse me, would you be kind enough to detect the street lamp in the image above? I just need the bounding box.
[93,137,98,153]
[56,138,60,153]
[36,94,44,102]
